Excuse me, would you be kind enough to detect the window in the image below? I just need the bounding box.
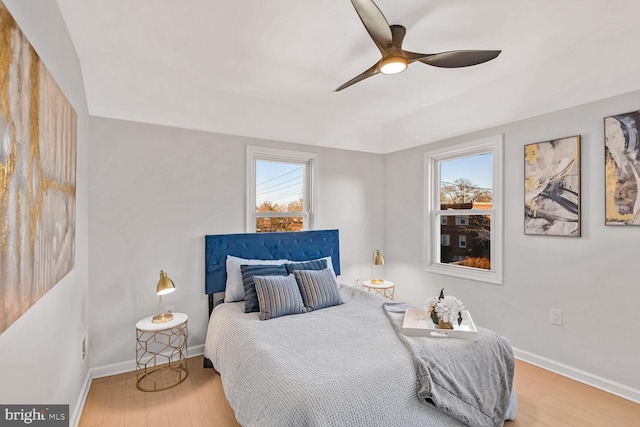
[247,146,317,232]
[424,135,503,284]
[455,216,469,226]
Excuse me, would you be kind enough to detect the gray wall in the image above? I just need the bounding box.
[0,0,90,422]
[385,89,640,399]
[88,117,385,369]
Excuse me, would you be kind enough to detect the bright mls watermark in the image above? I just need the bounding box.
[0,405,68,426]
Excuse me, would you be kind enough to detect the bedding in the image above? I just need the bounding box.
[225,256,288,302]
[240,264,289,313]
[225,256,336,303]
[253,274,307,320]
[204,285,516,427]
[383,303,515,426]
[284,258,328,274]
[293,268,343,311]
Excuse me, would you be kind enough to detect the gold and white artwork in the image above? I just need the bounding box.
[605,111,640,225]
[0,2,77,334]
[524,136,581,236]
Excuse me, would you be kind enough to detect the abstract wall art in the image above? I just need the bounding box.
[524,136,581,236]
[604,110,640,225]
[0,1,77,334]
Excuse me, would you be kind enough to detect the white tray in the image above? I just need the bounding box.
[402,309,479,341]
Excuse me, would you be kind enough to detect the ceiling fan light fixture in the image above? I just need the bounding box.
[335,0,502,91]
[380,56,407,75]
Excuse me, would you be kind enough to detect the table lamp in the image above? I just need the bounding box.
[371,249,385,284]
[152,270,176,323]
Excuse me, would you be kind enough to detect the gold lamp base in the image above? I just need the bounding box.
[152,312,174,323]
[370,279,384,284]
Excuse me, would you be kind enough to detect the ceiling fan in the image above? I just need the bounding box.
[336,0,501,91]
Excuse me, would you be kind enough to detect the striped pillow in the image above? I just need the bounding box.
[225,256,288,303]
[294,269,343,311]
[284,258,328,275]
[253,274,307,320]
[240,264,288,313]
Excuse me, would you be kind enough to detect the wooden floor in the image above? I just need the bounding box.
[79,356,640,427]
[79,356,239,427]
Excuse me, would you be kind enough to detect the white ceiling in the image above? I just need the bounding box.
[56,0,640,154]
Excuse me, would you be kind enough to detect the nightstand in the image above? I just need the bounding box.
[135,312,189,392]
[362,280,395,300]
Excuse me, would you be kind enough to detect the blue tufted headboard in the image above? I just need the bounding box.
[204,229,341,295]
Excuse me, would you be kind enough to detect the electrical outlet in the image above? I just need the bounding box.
[550,308,563,326]
[166,305,174,314]
[81,331,88,362]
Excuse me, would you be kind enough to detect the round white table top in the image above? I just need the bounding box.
[362,280,394,289]
[136,312,188,332]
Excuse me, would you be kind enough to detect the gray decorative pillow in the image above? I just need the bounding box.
[293,268,343,311]
[240,264,288,313]
[253,274,307,320]
[284,258,328,275]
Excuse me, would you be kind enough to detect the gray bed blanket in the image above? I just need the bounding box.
[205,286,474,426]
[383,303,515,427]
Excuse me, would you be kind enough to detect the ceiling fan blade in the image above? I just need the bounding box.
[335,63,380,92]
[350,0,393,52]
[390,25,406,48]
[412,50,501,68]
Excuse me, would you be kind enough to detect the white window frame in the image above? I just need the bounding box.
[459,235,467,248]
[423,135,503,284]
[246,146,318,233]
[441,234,450,246]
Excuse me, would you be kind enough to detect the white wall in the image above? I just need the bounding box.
[385,89,640,400]
[0,0,90,422]
[87,117,385,369]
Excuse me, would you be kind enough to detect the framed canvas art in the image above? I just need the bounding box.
[524,136,581,236]
[0,2,77,334]
[605,111,640,225]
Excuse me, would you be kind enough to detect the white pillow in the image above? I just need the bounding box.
[224,256,288,302]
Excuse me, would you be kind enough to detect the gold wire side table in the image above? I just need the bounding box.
[135,312,188,392]
[362,280,395,300]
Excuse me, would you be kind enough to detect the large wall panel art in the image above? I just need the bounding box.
[0,2,77,334]
[524,136,581,236]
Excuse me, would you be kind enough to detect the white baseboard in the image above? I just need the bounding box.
[70,344,205,427]
[70,370,93,427]
[513,347,640,404]
[91,344,204,379]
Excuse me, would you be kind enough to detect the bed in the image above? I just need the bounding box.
[203,229,516,427]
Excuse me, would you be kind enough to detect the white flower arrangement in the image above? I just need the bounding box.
[424,288,465,328]
[436,295,465,323]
